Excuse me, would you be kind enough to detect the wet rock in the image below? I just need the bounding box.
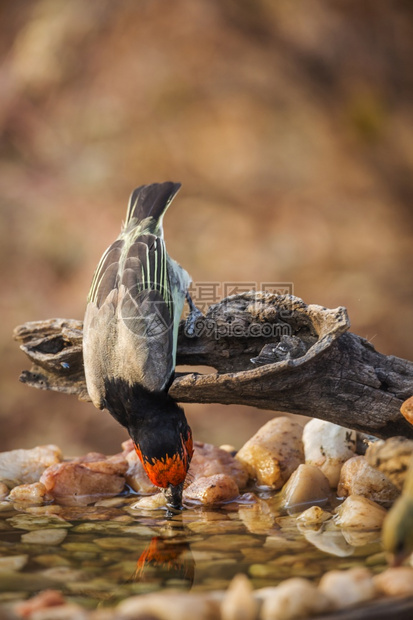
[258,578,332,620]
[337,456,399,506]
[302,528,355,557]
[189,442,249,489]
[296,506,333,529]
[124,449,157,494]
[7,514,71,531]
[374,566,413,596]
[40,566,86,583]
[0,445,62,487]
[400,396,413,426]
[238,498,276,534]
[365,436,413,490]
[0,554,28,572]
[40,453,127,506]
[8,482,48,505]
[184,474,239,505]
[281,464,332,511]
[130,492,166,511]
[340,529,380,547]
[319,567,376,609]
[236,417,304,489]
[303,419,356,488]
[116,591,219,619]
[21,529,68,545]
[334,495,386,530]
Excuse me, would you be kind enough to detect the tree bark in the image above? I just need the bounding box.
[13,292,413,440]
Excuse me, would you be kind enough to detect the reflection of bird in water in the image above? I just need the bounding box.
[382,455,413,565]
[135,536,195,586]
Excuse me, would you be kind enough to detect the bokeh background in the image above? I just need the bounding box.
[1,0,413,456]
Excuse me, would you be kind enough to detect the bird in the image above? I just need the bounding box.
[382,455,413,565]
[83,182,195,510]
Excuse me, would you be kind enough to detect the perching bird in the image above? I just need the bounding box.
[382,455,413,565]
[83,182,194,510]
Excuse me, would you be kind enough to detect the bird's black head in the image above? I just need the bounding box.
[129,396,193,509]
[103,379,193,510]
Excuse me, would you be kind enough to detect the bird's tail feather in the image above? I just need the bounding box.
[124,182,181,228]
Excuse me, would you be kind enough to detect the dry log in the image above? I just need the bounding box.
[13,292,413,440]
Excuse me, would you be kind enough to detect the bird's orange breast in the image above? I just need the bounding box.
[134,434,193,488]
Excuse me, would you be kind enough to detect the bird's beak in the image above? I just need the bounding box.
[164,482,185,513]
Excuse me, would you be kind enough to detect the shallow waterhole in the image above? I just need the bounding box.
[0,492,387,610]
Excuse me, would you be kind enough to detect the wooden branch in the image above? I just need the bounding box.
[13,293,413,440]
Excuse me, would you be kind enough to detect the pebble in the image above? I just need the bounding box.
[365,436,413,490]
[373,566,413,596]
[124,450,157,494]
[21,528,68,545]
[238,499,276,534]
[8,482,48,504]
[340,528,381,547]
[257,578,332,620]
[40,566,86,583]
[184,474,240,505]
[189,442,249,489]
[281,464,332,511]
[0,445,62,487]
[302,419,357,487]
[296,506,333,529]
[400,396,413,426]
[6,514,71,531]
[130,492,166,511]
[338,456,400,506]
[319,567,376,609]
[0,554,28,572]
[334,494,387,530]
[116,591,220,619]
[236,417,304,489]
[302,528,355,557]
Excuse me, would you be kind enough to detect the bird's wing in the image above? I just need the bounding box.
[87,239,123,307]
[117,233,175,391]
[120,233,174,330]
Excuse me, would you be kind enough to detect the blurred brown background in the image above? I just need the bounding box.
[1,0,413,456]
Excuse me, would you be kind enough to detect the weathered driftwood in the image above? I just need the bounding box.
[13,292,413,440]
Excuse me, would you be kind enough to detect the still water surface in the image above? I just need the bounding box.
[0,494,386,609]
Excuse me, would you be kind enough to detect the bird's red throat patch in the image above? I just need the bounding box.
[134,434,193,488]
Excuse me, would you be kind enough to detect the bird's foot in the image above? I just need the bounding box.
[184,291,204,338]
